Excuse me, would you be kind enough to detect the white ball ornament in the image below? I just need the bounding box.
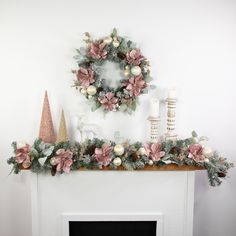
[131,66,142,76]
[104,36,113,44]
[87,85,97,96]
[138,147,146,156]
[114,144,125,156]
[112,38,120,48]
[80,88,87,95]
[17,141,27,149]
[203,147,213,158]
[148,160,154,166]
[113,157,122,166]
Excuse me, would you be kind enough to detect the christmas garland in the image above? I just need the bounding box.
[7,132,233,187]
[72,28,153,114]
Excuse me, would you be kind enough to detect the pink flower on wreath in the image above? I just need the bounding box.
[98,92,118,111]
[124,75,146,97]
[53,149,73,173]
[188,144,206,162]
[126,49,145,65]
[15,143,31,168]
[88,40,107,60]
[144,143,165,161]
[76,67,95,87]
[94,143,113,166]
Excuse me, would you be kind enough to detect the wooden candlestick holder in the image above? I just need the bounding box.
[148,116,161,143]
[165,98,178,141]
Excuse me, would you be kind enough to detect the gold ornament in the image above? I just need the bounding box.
[113,157,122,166]
[39,91,56,143]
[124,69,130,77]
[114,144,125,156]
[22,161,31,169]
[87,85,97,95]
[80,88,87,95]
[56,109,68,143]
[131,66,142,76]
[138,147,146,155]
[50,157,57,166]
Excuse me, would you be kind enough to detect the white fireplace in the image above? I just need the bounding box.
[30,171,195,236]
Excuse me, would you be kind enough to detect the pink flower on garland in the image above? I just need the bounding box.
[76,67,95,87]
[98,92,118,111]
[94,143,113,166]
[52,149,73,173]
[144,143,165,161]
[15,143,31,168]
[124,75,146,96]
[88,40,107,60]
[188,144,206,162]
[126,49,145,65]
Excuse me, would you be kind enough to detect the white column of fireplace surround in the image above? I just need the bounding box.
[31,171,195,236]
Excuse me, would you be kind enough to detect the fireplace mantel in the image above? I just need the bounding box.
[30,170,200,236]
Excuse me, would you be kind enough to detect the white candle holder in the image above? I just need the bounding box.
[148,116,161,143]
[165,98,178,141]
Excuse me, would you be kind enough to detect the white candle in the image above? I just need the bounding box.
[150,98,159,117]
[168,88,177,99]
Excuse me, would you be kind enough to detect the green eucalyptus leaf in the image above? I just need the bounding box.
[42,146,54,157]
[192,131,198,138]
[119,104,127,112]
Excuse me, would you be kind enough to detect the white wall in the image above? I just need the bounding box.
[0,0,235,235]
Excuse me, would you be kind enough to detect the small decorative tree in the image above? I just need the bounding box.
[39,91,56,143]
[57,109,68,143]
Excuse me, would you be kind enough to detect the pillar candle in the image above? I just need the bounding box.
[168,88,177,99]
[150,98,160,117]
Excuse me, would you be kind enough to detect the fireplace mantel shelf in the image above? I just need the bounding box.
[22,164,204,172]
[79,164,205,171]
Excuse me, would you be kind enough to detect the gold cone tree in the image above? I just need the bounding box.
[39,91,56,143]
[57,109,68,143]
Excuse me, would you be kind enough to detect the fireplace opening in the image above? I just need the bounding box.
[69,221,157,236]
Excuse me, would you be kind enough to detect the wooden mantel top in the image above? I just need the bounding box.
[21,164,205,171]
[78,164,205,171]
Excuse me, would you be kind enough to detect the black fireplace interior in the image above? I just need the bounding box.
[69,221,157,236]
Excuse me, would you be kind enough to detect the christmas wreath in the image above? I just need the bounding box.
[73,28,154,114]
